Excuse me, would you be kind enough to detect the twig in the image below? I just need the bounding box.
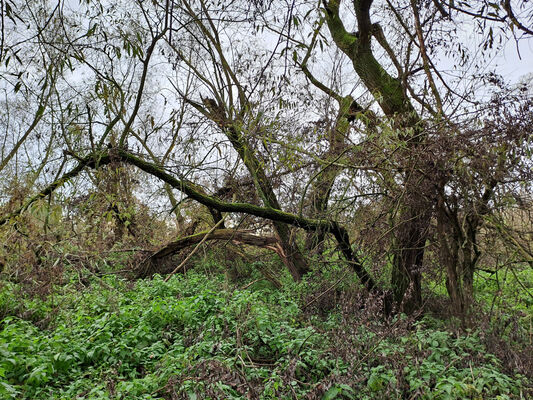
[103,248,151,253]
[240,278,265,290]
[164,216,226,282]
[304,271,349,308]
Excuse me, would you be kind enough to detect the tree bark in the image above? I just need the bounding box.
[324,0,428,310]
[149,229,278,262]
[198,98,309,280]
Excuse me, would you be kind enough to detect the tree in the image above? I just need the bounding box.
[0,0,531,316]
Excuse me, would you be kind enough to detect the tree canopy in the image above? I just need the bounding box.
[1,0,532,316]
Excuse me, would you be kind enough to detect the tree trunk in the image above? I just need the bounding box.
[149,229,278,261]
[202,99,309,280]
[436,185,483,318]
[324,0,429,311]
[391,205,428,312]
[305,96,354,254]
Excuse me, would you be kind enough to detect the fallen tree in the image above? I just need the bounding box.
[149,229,279,262]
[0,149,379,294]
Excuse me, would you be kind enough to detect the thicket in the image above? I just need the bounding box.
[0,174,531,398]
[1,261,531,399]
[1,0,532,398]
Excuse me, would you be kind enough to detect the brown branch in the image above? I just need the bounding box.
[409,0,443,114]
[0,78,54,174]
[503,0,533,36]
[151,228,279,261]
[119,29,167,146]
[163,216,226,281]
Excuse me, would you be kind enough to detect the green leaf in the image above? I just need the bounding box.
[0,381,19,398]
[322,386,340,400]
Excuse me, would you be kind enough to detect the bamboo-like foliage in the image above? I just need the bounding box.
[0,0,531,316]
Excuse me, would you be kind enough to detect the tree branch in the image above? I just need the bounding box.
[0,148,378,292]
[150,228,279,261]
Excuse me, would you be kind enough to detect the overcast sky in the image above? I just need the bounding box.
[499,37,533,84]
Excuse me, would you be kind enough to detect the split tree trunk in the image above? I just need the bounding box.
[200,99,309,280]
[324,0,429,311]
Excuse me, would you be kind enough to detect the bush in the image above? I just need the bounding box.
[0,270,528,399]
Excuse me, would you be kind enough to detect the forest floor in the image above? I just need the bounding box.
[0,254,531,399]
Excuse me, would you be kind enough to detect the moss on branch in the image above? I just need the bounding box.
[0,149,378,293]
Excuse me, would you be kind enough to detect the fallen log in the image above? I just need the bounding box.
[1,149,378,295]
[150,229,279,262]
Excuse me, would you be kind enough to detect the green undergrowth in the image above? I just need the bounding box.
[475,266,533,313]
[0,270,529,399]
[426,264,532,313]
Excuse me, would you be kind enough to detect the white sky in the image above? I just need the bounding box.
[499,37,533,84]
